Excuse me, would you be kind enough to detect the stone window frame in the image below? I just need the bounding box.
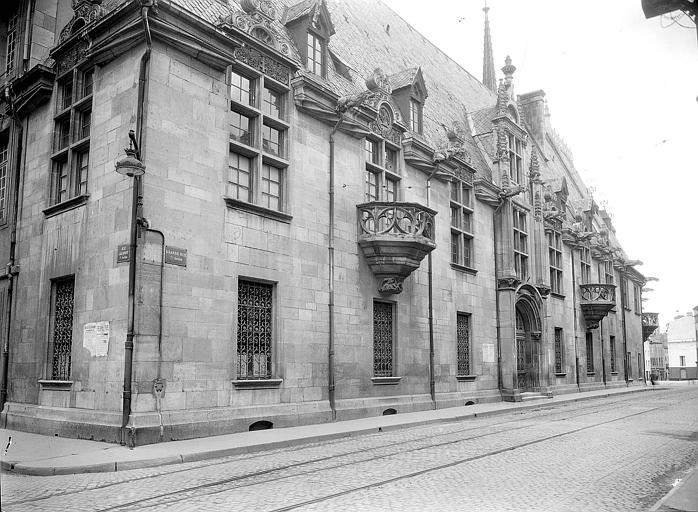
[547,225,563,295]
[233,278,282,388]
[680,355,686,367]
[46,275,75,382]
[49,65,93,209]
[450,179,474,270]
[363,135,401,203]
[513,207,528,281]
[226,63,291,220]
[599,258,614,285]
[409,97,423,134]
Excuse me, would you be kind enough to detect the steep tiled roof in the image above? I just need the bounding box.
[389,67,418,90]
[283,0,317,23]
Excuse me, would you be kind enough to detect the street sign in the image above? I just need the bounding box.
[165,246,187,267]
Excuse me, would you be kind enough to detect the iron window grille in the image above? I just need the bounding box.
[450,180,474,268]
[51,67,93,205]
[236,280,273,379]
[50,277,75,380]
[228,66,289,213]
[0,133,8,223]
[586,331,594,373]
[554,327,563,374]
[363,136,400,202]
[513,208,528,281]
[579,245,591,285]
[457,313,471,375]
[373,301,394,377]
[610,336,616,372]
[627,351,632,377]
[548,228,563,294]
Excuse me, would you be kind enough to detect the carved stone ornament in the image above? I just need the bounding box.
[528,151,541,183]
[56,38,89,75]
[369,103,401,144]
[240,0,278,19]
[232,10,290,55]
[535,284,551,299]
[498,277,521,290]
[59,0,104,44]
[570,213,593,243]
[542,188,563,223]
[366,68,392,94]
[496,79,510,115]
[233,46,290,84]
[534,191,542,221]
[378,277,404,294]
[496,127,509,161]
[433,122,472,166]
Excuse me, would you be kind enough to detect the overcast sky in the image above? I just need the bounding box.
[381,0,698,330]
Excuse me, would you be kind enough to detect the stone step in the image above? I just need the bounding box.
[520,392,552,401]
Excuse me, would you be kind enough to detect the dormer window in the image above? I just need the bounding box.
[410,98,423,134]
[307,31,325,77]
[508,133,524,184]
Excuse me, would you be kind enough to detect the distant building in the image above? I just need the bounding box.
[666,312,697,380]
[645,329,667,380]
[0,0,651,445]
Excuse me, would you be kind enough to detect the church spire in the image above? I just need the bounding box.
[482,2,497,92]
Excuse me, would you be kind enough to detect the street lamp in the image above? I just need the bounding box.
[115,130,145,446]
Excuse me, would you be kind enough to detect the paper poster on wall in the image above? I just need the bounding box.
[83,321,110,357]
[482,343,495,363]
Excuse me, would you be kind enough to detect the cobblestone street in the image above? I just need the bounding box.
[2,387,697,512]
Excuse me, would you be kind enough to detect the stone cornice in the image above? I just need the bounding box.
[474,177,501,207]
[491,114,528,141]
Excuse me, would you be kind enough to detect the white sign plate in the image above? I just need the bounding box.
[83,321,110,357]
[482,343,495,363]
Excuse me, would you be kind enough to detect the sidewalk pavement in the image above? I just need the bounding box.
[1,384,673,477]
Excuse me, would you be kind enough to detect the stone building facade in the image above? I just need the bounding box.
[0,0,650,445]
[666,312,697,380]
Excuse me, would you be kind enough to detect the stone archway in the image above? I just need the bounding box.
[515,290,543,391]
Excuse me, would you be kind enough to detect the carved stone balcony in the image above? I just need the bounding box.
[579,283,616,329]
[357,202,437,294]
[642,312,659,341]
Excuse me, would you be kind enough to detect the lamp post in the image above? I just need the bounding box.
[115,130,145,446]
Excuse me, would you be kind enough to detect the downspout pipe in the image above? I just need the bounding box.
[0,119,25,413]
[493,197,505,393]
[328,115,344,421]
[619,273,629,386]
[425,166,440,410]
[571,248,581,391]
[122,2,153,447]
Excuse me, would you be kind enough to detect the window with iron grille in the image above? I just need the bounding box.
[627,351,632,376]
[236,280,273,379]
[507,133,524,184]
[554,327,563,374]
[586,331,594,373]
[579,245,591,285]
[50,277,75,380]
[5,13,18,73]
[610,336,616,372]
[51,67,93,205]
[373,301,394,377]
[513,208,528,280]
[457,313,471,375]
[548,227,563,294]
[228,67,289,213]
[0,132,8,223]
[451,179,474,269]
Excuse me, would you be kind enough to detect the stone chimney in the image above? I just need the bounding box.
[518,90,547,149]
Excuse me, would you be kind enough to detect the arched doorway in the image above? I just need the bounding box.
[515,295,542,391]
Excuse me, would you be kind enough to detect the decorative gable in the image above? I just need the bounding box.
[58,0,106,44]
[218,0,295,57]
[284,0,335,38]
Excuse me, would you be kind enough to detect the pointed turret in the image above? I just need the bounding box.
[482,3,497,92]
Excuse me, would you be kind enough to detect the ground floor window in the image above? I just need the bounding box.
[457,313,471,375]
[585,332,594,373]
[554,327,563,373]
[638,353,642,379]
[237,280,273,379]
[373,301,394,377]
[627,352,632,377]
[50,277,75,380]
